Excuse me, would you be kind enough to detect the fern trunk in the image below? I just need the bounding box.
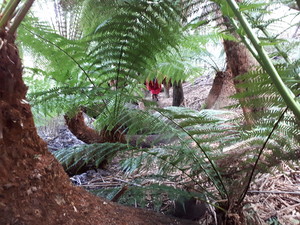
[64,111,170,148]
[162,78,171,98]
[226,0,300,121]
[0,27,81,224]
[223,39,257,125]
[204,70,236,109]
[65,111,126,144]
[64,111,126,172]
[172,80,184,106]
[204,72,224,109]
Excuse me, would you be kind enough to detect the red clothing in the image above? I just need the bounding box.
[146,80,162,95]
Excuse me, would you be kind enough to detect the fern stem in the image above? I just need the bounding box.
[258,26,299,84]
[226,0,300,121]
[157,110,229,200]
[8,0,35,35]
[0,0,20,30]
[237,107,289,205]
[143,149,221,203]
[113,44,125,120]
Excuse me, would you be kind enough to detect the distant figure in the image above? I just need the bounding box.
[146,79,162,101]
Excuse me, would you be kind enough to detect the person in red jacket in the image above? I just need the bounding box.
[146,78,162,101]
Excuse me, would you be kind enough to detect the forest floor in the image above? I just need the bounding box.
[37,76,300,225]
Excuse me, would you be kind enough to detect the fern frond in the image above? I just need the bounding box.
[54,142,132,174]
[91,183,207,212]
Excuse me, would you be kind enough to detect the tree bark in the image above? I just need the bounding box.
[65,111,126,144]
[162,78,171,98]
[297,0,300,9]
[0,27,196,225]
[204,71,225,109]
[64,111,176,148]
[204,70,233,109]
[172,80,184,106]
[223,39,257,125]
[205,70,237,109]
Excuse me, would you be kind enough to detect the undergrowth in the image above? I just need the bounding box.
[18,0,300,224]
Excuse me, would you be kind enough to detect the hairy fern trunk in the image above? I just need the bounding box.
[223,39,257,125]
[65,111,126,144]
[172,80,184,106]
[204,72,225,109]
[0,28,76,224]
[204,70,236,109]
[162,79,171,98]
[204,70,235,109]
[64,111,126,173]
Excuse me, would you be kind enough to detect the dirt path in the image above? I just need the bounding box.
[156,75,213,109]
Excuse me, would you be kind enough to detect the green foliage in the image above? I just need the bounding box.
[89,0,182,77]
[54,143,132,174]
[145,32,227,82]
[232,63,300,149]
[18,0,300,221]
[54,84,299,211]
[91,183,205,212]
[20,0,187,131]
[111,107,237,201]
[19,16,90,83]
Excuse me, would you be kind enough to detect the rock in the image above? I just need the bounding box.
[174,197,209,221]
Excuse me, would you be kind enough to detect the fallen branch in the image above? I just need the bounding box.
[248,190,300,195]
[111,185,128,202]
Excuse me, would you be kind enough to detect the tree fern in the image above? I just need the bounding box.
[54,142,133,174]
[17,1,300,222]
[21,0,186,132]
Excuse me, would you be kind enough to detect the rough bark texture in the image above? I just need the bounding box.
[172,81,184,106]
[223,39,257,125]
[63,111,176,175]
[213,70,237,109]
[162,78,172,98]
[64,111,127,172]
[204,71,225,109]
[0,30,197,225]
[65,111,126,144]
[204,71,236,109]
[65,111,174,148]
